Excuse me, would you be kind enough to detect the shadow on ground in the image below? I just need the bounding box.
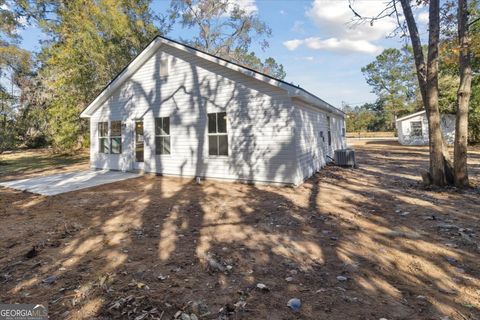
[0,140,479,319]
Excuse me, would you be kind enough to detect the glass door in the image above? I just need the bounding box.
[135,120,144,162]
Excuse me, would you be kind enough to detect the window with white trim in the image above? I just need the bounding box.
[98,122,109,153]
[208,112,228,156]
[98,121,122,154]
[155,117,170,155]
[110,121,122,154]
[410,121,422,137]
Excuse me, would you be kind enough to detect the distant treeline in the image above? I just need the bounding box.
[0,0,286,153]
[345,46,480,144]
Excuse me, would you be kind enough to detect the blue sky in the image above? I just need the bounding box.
[19,0,429,108]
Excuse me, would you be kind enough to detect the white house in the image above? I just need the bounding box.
[80,36,346,185]
[396,110,456,146]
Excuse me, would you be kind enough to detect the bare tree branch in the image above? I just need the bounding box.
[468,17,480,27]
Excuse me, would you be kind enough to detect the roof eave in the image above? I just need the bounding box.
[80,35,344,118]
[395,110,426,122]
[289,90,344,117]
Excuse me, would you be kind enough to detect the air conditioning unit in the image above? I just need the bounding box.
[334,148,356,168]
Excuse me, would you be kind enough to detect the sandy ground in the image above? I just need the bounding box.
[0,140,479,320]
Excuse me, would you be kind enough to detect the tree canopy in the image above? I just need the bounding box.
[1,0,287,152]
[361,47,419,126]
[357,41,479,143]
[168,0,286,79]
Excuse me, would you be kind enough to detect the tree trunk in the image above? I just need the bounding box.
[454,0,472,187]
[399,0,427,101]
[426,0,448,186]
[400,0,451,186]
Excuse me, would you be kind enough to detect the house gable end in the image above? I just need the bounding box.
[81,36,343,118]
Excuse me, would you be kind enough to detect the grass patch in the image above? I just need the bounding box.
[0,149,89,177]
[346,131,395,138]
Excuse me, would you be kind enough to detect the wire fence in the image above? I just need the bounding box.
[346,131,396,139]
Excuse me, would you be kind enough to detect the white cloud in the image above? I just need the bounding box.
[228,0,257,15]
[284,39,304,51]
[285,37,381,54]
[18,16,28,27]
[307,0,397,41]
[283,0,396,54]
[304,37,381,54]
[279,9,286,15]
[417,11,429,24]
[295,56,315,61]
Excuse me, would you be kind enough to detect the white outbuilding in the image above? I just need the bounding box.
[395,110,456,146]
[80,36,346,185]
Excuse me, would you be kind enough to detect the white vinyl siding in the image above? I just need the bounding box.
[88,41,346,184]
[89,44,300,183]
[293,99,346,183]
[396,112,456,146]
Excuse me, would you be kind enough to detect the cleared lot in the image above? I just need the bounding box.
[0,141,479,319]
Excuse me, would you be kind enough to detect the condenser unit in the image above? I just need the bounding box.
[334,148,356,168]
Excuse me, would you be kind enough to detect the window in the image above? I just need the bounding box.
[98,121,122,154]
[135,120,144,162]
[155,117,170,155]
[110,121,122,154]
[410,121,422,137]
[208,112,228,156]
[98,122,109,153]
[160,58,169,77]
[327,116,332,146]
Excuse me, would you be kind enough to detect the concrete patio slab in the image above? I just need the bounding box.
[0,170,141,196]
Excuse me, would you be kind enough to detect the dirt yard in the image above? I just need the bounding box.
[0,141,479,320]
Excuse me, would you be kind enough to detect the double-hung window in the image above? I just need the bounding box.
[208,112,228,156]
[98,122,109,153]
[98,121,122,154]
[155,117,171,155]
[410,121,422,137]
[110,121,122,154]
